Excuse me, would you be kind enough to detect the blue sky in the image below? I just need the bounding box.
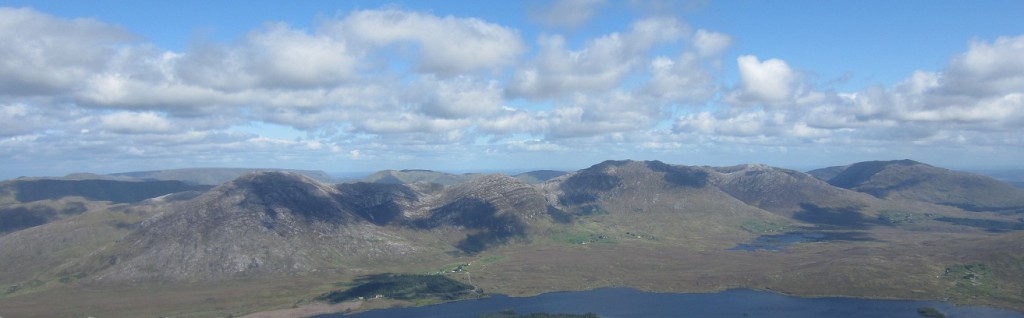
[1,0,1023,178]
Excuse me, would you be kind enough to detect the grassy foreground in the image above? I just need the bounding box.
[2,223,1023,317]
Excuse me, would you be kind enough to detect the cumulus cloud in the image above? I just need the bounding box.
[0,103,52,137]
[543,91,667,138]
[728,55,796,105]
[244,23,360,87]
[675,111,788,137]
[75,72,235,114]
[2,5,1023,177]
[641,54,717,103]
[326,9,525,75]
[409,76,505,119]
[692,29,731,57]
[679,35,1024,150]
[0,7,137,96]
[508,17,688,99]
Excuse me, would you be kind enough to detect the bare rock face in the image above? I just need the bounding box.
[90,172,417,282]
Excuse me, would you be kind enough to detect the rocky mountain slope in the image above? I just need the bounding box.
[80,172,422,282]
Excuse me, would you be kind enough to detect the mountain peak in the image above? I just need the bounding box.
[820,159,1024,211]
[826,159,924,189]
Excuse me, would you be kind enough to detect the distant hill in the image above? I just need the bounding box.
[105,168,336,185]
[810,160,1024,212]
[0,198,91,236]
[0,179,208,236]
[1,179,203,203]
[362,169,483,185]
[970,169,1024,189]
[805,165,847,181]
[513,170,568,184]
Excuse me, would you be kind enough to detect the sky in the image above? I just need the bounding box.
[1,0,1023,179]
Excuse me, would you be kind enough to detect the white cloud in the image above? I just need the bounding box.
[410,76,505,119]
[244,23,360,87]
[675,111,786,137]
[3,5,1024,178]
[947,35,1024,91]
[839,35,1024,129]
[641,54,718,103]
[544,91,665,138]
[354,113,472,135]
[328,9,525,75]
[0,103,50,137]
[0,7,136,96]
[508,139,565,152]
[98,111,176,134]
[729,55,796,104]
[692,29,732,57]
[677,35,1024,150]
[75,72,234,114]
[508,17,688,99]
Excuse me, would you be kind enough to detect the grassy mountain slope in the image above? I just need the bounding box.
[81,172,421,282]
[815,160,1024,212]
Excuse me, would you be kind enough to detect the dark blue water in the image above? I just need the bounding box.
[730,232,828,251]
[312,288,1024,318]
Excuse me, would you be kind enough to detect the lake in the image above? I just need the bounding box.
[313,287,1024,318]
[730,231,877,251]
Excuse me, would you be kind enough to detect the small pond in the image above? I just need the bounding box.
[729,231,875,251]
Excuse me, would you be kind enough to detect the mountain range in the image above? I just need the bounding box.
[1,159,1023,317]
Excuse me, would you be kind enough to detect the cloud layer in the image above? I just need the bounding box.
[1,6,1023,176]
